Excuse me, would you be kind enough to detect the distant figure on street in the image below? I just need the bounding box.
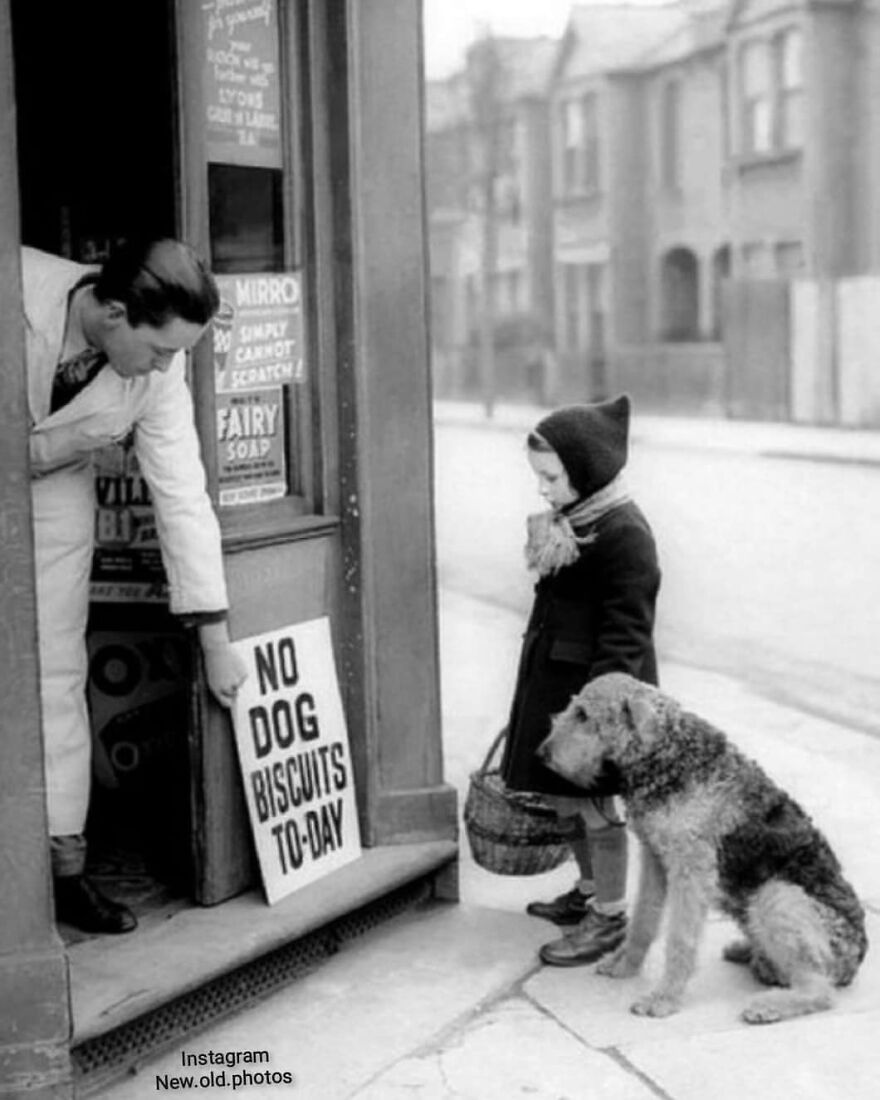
[499,395,662,965]
[24,238,248,935]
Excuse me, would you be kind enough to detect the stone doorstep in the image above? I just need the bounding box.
[89,902,561,1100]
[68,840,458,1046]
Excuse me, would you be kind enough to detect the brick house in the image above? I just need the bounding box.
[426,0,880,422]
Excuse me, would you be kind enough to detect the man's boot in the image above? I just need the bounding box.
[54,875,138,934]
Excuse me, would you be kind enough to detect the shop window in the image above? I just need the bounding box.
[194,0,313,517]
[209,165,285,274]
[11,0,176,258]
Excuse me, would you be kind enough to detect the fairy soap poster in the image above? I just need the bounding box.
[212,272,304,506]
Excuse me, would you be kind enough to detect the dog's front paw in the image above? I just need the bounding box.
[596,946,641,978]
[741,1001,782,1025]
[630,991,681,1018]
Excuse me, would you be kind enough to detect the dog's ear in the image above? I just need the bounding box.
[622,696,655,738]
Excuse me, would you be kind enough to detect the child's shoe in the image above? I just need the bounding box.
[539,906,626,966]
[526,886,593,926]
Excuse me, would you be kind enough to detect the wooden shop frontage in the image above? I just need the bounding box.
[0,1,456,1095]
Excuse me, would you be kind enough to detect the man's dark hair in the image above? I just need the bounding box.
[94,238,220,329]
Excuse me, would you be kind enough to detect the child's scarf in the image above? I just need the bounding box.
[525,473,631,577]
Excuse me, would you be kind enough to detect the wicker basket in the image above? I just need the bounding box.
[463,728,578,876]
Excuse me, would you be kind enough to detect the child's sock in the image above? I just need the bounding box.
[571,838,595,896]
[587,821,628,916]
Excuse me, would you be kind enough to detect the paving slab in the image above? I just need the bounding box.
[620,1008,880,1100]
[527,916,767,1050]
[526,913,879,1050]
[352,995,658,1100]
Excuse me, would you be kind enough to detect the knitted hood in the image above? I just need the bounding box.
[535,395,631,498]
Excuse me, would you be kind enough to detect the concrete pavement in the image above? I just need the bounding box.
[97,585,880,1100]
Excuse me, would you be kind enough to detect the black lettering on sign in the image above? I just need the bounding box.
[270,698,296,750]
[330,742,348,790]
[295,692,320,741]
[272,760,291,816]
[270,818,304,875]
[249,705,272,758]
[251,768,270,823]
[248,692,322,759]
[305,798,344,860]
[253,636,298,695]
[95,475,152,507]
[316,744,332,790]
[250,746,348,823]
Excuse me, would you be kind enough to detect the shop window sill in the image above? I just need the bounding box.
[730,147,802,174]
[221,508,340,553]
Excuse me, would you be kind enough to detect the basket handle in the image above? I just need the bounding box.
[478,726,509,775]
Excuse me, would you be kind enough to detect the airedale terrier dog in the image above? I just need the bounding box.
[538,673,868,1024]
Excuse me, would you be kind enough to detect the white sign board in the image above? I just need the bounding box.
[232,618,361,904]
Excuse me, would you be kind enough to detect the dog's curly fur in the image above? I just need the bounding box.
[538,673,869,1024]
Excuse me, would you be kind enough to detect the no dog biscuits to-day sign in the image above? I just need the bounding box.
[232,618,361,904]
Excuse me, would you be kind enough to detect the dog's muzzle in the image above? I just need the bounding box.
[537,740,624,797]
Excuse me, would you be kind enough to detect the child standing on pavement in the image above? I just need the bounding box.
[499,395,662,966]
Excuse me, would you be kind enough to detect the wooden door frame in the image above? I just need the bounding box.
[0,0,74,1093]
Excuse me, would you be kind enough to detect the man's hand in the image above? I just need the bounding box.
[198,621,248,708]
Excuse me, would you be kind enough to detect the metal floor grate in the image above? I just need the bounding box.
[72,875,435,1095]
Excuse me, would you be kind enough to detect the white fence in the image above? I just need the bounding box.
[792,276,880,427]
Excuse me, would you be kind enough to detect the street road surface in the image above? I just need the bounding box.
[433,421,880,736]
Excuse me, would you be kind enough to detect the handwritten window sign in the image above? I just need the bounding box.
[201,0,283,168]
[213,272,304,394]
[232,619,361,904]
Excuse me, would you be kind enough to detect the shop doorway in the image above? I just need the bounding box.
[12,0,177,261]
[11,0,198,934]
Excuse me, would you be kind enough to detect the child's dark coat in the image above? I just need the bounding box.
[500,500,660,797]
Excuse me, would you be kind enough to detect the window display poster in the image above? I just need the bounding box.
[231,618,362,905]
[213,272,304,395]
[87,631,189,791]
[201,0,283,168]
[217,388,287,507]
[91,442,168,603]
